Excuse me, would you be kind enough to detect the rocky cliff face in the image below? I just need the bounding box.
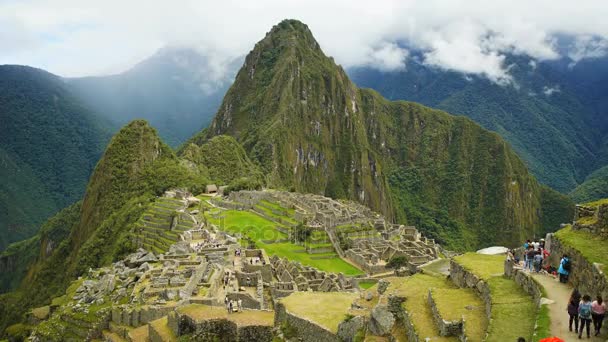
[197,19,543,249]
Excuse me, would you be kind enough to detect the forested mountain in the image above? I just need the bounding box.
[190,19,572,250]
[349,51,608,194]
[0,65,110,250]
[0,120,259,331]
[68,47,240,147]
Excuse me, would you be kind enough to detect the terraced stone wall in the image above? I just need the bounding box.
[274,302,341,342]
[546,233,608,301]
[449,260,492,319]
[504,259,543,306]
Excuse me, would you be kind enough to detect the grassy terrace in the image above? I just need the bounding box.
[178,304,274,326]
[280,292,358,333]
[432,288,487,341]
[208,210,363,275]
[555,225,608,279]
[452,253,536,341]
[386,274,459,341]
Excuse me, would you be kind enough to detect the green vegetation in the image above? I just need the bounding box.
[387,274,458,341]
[280,292,358,333]
[357,280,376,290]
[453,253,505,280]
[180,135,263,186]
[208,209,362,275]
[540,185,575,235]
[571,164,608,203]
[0,65,111,250]
[485,277,536,341]
[349,54,603,194]
[386,256,408,269]
[431,288,487,341]
[535,304,551,340]
[554,225,608,279]
[194,19,545,250]
[0,120,211,334]
[452,253,537,341]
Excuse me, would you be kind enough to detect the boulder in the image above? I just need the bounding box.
[337,315,366,341]
[368,305,395,336]
[377,279,389,294]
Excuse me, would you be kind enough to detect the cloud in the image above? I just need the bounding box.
[363,42,408,71]
[0,0,607,83]
[543,85,560,96]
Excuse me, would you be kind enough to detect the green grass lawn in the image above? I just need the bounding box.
[280,292,358,333]
[555,225,608,278]
[208,210,363,275]
[431,288,487,341]
[452,253,536,341]
[387,274,458,342]
[453,253,505,280]
[357,280,377,290]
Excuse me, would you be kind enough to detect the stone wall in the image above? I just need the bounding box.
[449,260,492,319]
[546,233,608,301]
[170,309,273,342]
[573,204,608,236]
[274,302,341,342]
[111,305,174,327]
[504,259,543,306]
[427,289,464,337]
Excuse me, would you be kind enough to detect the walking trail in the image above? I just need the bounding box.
[531,273,606,342]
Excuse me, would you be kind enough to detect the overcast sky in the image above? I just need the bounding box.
[1,0,608,83]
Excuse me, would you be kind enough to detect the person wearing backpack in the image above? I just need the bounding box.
[579,295,593,339]
[592,295,606,336]
[568,288,582,332]
[558,254,570,283]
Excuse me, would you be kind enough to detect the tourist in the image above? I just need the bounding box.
[229,300,233,314]
[524,239,531,250]
[238,299,243,311]
[568,289,581,332]
[540,238,545,249]
[592,295,606,336]
[579,295,593,339]
[526,247,535,272]
[533,251,543,273]
[557,254,570,283]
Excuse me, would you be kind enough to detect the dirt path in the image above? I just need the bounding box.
[531,273,605,341]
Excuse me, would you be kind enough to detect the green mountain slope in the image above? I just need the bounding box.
[0,65,110,250]
[349,53,606,193]
[570,165,608,203]
[0,120,263,333]
[194,19,560,250]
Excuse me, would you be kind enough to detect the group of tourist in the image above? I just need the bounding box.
[568,289,606,338]
[517,239,550,273]
[224,296,243,314]
[515,238,605,339]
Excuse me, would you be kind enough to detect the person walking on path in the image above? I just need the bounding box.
[592,296,606,336]
[579,295,593,339]
[568,289,582,332]
[558,255,570,283]
[526,247,536,272]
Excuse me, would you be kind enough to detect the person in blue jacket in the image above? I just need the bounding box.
[557,254,570,283]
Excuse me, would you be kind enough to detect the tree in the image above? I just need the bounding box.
[386,256,408,269]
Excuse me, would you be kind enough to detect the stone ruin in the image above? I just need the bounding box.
[573,202,608,236]
[269,255,356,299]
[225,190,439,275]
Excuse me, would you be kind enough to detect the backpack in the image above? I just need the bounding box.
[579,302,592,319]
[563,258,571,272]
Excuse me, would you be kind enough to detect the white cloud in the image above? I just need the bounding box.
[363,42,408,71]
[543,85,560,96]
[0,0,607,84]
